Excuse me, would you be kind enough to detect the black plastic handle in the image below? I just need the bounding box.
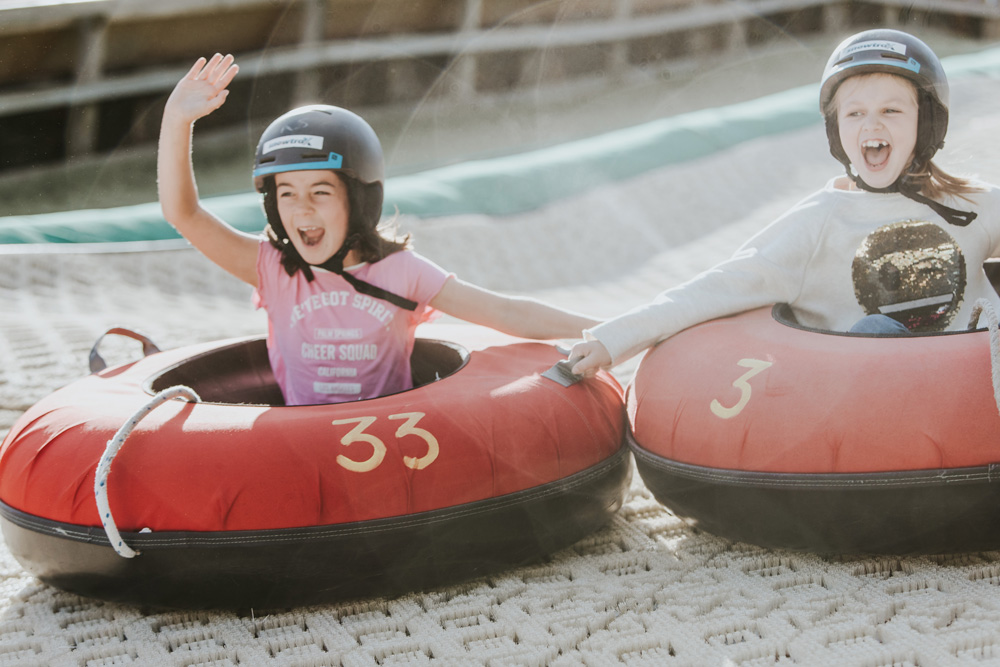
[89,327,161,373]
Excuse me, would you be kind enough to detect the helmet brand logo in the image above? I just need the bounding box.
[843,40,907,58]
[263,134,324,154]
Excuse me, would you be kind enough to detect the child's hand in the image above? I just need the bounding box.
[164,54,239,125]
[569,339,612,377]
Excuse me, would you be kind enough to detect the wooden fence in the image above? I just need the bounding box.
[0,0,997,170]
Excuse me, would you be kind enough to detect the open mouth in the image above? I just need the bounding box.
[297,226,325,247]
[862,139,891,170]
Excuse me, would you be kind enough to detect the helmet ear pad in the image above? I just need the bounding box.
[915,90,948,164]
[346,179,383,233]
[261,177,285,241]
[824,112,851,170]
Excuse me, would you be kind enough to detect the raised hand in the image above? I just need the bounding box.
[163,54,239,125]
[157,52,259,288]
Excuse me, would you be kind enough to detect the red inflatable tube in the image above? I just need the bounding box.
[0,325,629,608]
[629,304,1000,555]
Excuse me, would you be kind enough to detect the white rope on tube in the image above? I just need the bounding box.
[94,385,200,558]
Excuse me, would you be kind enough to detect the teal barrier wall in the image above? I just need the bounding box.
[2,45,999,245]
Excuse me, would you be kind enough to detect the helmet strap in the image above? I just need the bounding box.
[897,178,977,227]
[315,234,419,312]
[849,167,977,227]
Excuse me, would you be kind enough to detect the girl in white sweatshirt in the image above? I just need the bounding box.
[571,28,1000,375]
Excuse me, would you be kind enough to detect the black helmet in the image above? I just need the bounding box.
[820,29,949,168]
[819,30,975,227]
[253,104,383,190]
[253,105,385,236]
[253,105,385,260]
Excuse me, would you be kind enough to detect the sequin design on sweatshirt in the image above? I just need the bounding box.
[852,220,966,332]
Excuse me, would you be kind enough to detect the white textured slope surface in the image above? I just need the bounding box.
[4,73,1000,666]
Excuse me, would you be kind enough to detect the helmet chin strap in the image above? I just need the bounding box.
[277,231,418,312]
[848,166,977,228]
[312,235,419,312]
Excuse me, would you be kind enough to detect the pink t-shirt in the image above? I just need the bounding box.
[254,242,452,405]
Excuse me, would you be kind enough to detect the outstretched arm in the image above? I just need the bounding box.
[429,277,599,340]
[568,338,612,377]
[158,54,260,287]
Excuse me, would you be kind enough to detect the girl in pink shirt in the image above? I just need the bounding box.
[158,54,597,405]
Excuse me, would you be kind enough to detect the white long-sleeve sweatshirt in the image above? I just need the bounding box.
[588,177,1000,365]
